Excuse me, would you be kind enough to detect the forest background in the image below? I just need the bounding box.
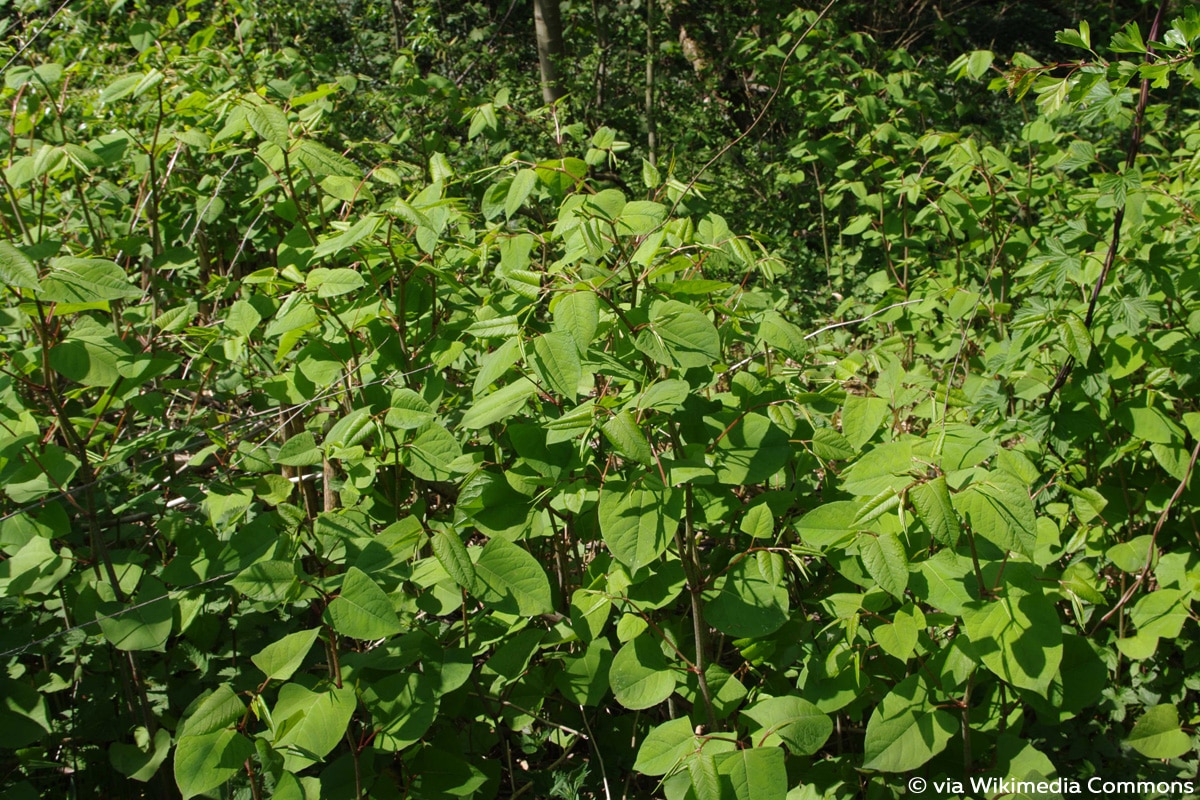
[2,0,1200,798]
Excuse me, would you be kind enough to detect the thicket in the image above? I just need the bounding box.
[1,1,1199,798]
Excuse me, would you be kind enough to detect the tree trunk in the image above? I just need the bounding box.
[534,0,566,103]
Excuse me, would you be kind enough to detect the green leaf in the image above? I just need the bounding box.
[174,729,255,800]
[555,639,613,706]
[324,407,374,452]
[306,267,365,298]
[1129,589,1188,639]
[874,603,925,662]
[1114,404,1183,445]
[325,567,402,640]
[634,717,697,776]
[840,440,913,496]
[811,427,855,461]
[616,200,666,235]
[642,158,660,188]
[598,481,682,571]
[1059,314,1092,363]
[740,503,774,539]
[703,555,790,638]
[713,747,788,800]
[505,168,537,218]
[794,501,858,549]
[0,678,51,748]
[311,214,380,260]
[385,389,436,430]
[532,331,582,399]
[757,311,807,360]
[636,300,721,370]
[962,592,1063,695]
[246,102,289,147]
[459,378,537,429]
[602,410,654,466]
[741,696,832,756]
[1125,705,1192,759]
[862,674,957,772]
[912,550,977,615]
[609,634,676,710]
[110,727,171,782]
[857,532,908,599]
[404,422,462,481]
[713,413,791,485]
[251,629,322,682]
[1107,535,1154,573]
[0,241,39,289]
[39,257,140,302]
[431,527,476,591]
[841,395,888,450]
[952,471,1036,557]
[178,685,246,738]
[553,289,599,352]
[230,561,297,604]
[473,537,553,616]
[97,577,173,651]
[294,139,359,177]
[271,683,357,771]
[50,332,128,387]
[277,432,323,466]
[909,477,959,546]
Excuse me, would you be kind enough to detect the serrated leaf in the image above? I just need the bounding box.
[1059,314,1092,363]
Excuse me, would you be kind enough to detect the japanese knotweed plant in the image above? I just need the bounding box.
[1,2,1200,799]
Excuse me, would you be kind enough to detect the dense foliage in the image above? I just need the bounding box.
[2,1,1199,798]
